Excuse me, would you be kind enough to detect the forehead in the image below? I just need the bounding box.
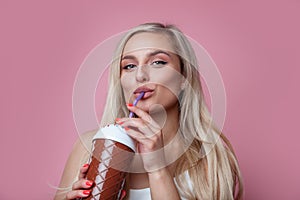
[123,32,176,55]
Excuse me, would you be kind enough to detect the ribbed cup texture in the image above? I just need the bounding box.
[82,139,134,200]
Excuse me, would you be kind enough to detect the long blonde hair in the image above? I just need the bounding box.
[100,22,244,200]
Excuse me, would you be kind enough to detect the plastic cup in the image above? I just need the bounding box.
[82,124,136,200]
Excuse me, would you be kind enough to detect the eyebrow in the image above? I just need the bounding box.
[121,50,171,60]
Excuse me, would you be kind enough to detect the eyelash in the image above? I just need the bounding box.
[152,60,167,65]
[122,60,168,70]
[122,64,136,70]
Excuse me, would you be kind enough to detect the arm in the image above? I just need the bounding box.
[54,130,97,200]
[116,105,181,200]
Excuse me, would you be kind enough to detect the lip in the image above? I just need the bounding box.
[133,86,155,99]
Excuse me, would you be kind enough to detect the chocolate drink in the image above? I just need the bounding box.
[82,92,144,200]
[82,124,136,200]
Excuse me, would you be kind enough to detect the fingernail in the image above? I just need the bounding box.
[127,103,133,107]
[115,118,121,121]
[83,164,89,168]
[124,127,130,131]
[86,181,93,186]
[83,190,90,195]
[121,189,126,199]
[117,121,124,125]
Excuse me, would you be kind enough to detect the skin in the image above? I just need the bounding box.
[117,32,183,199]
[120,32,184,145]
[55,32,184,200]
[54,130,97,199]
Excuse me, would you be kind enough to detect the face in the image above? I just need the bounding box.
[120,32,184,113]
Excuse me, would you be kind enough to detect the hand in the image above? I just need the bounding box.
[65,164,93,199]
[116,104,167,172]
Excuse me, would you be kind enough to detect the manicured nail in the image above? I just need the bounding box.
[115,118,121,121]
[83,164,89,168]
[83,190,90,195]
[117,121,124,125]
[124,127,130,131]
[127,103,133,107]
[86,181,93,186]
[121,189,126,199]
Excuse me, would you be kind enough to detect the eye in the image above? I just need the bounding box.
[152,60,167,66]
[122,64,137,70]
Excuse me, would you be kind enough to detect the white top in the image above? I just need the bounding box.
[128,170,193,200]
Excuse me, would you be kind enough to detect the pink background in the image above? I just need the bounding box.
[1,1,299,199]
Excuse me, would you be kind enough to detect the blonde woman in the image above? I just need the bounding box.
[55,22,244,200]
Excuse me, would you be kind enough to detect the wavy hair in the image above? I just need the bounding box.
[100,22,244,200]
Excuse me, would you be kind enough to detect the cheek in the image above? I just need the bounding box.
[152,69,183,95]
[120,75,133,101]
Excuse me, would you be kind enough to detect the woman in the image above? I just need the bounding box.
[55,22,244,200]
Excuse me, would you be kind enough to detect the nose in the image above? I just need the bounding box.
[135,65,149,83]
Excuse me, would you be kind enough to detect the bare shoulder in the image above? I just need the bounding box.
[70,128,98,161]
[76,128,99,151]
[54,128,99,199]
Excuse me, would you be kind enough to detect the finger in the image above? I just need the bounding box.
[122,118,147,129]
[72,179,93,190]
[116,117,147,131]
[125,127,151,142]
[116,116,149,128]
[126,106,162,134]
[117,115,160,136]
[66,189,91,199]
[121,119,156,137]
[126,128,164,151]
[126,104,153,125]
[78,163,89,179]
[127,104,166,129]
[120,189,127,200]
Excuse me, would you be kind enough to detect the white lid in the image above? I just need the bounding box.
[93,124,136,152]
